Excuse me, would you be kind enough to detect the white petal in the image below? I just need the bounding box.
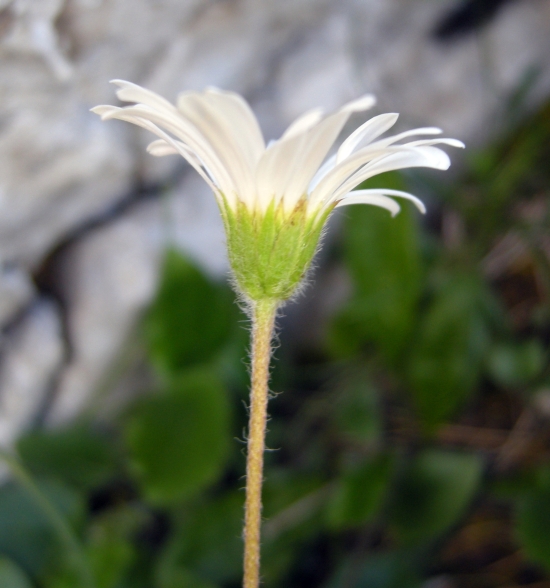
[111,79,177,112]
[390,126,443,140]
[281,108,324,140]
[406,138,465,149]
[202,89,265,161]
[139,123,221,194]
[91,105,117,117]
[339,188,426,213]
[265,94,377,208]
[368,127,443,150]
[330,146,451,203]
[93,106,229,199]
[335,194,401,216]
[282,112,351,208]
[311,135,457,208]
[340,94,377,113]
[100,104,235,195]
[309,145,394,206]
[410,145,452,169]
[337,113,399,163]
[308,153,337,192]
[255,133,305,210]
[147,139,179,156]
[177,92,259,205]
[256,111,349,210]
[108,84,250,196]
[134,120,221,195]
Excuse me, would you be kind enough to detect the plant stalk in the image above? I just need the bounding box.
[243,298,278,588]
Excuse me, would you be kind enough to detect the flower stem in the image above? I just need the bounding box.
[0,450,95,588]
[243,298,278,588]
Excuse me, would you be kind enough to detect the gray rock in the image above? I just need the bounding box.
[45,172,228,425]
[0,299,64,449]
[0,265,35,328]
[44,198,163,426]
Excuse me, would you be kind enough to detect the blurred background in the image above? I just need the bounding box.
[1,0,550,586]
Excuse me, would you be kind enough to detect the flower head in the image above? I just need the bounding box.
[93,81,463,303]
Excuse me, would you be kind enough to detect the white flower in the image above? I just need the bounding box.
[92,81,463,302]
[92,80,463,218]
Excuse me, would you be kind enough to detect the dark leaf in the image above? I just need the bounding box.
[389,449,483,545]
[326,454,393,530]
[145,249,234,374]
[406,274,490,430]
[125,371,231,505]
[18,424,117,492]
[330,173,422,362]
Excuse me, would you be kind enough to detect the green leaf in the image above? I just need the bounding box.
[125,370,231,505]
[0,557,33,588]
[486,339,545,388]
[262,470,325,522]
[516,469,550,571]
[406,274,490,430]
[17,424,117,492]
[326,454,393,530]
[325,549,423,588]
[156,567,218,588]
[89,536,133,588]
[332,373,382,445]
[330,173,422,361]
[261,472,327,585]
[389,449,483,545]
[489,470,539,501]
[157,492,243,586]
[86,506,145,588]
[0,479,83,577]
[145,249,234,374]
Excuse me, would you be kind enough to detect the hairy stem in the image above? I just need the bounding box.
[243,298,278,588]
[0,450,95,588]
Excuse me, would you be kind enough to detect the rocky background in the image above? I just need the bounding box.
[1,0,550,449]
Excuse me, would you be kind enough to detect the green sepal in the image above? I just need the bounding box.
[219,197,331,302]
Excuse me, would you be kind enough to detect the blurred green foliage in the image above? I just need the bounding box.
[516,468,550,570]
[145,249,234,375]
[157,492,243,586]
[1,97,549,588]
[0,480,83,578]
[85,509,138,588]
[125,371,231,505]
[388,449,483,544]
[329,173,422,363]
[406,274,491,429]
[326,549,424,588]
[326,454,393,531]
[18,425,117,492]
[0,557,33,588]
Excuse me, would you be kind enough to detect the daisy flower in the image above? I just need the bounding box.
[93,81,463,588]
[92,81,463,303]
